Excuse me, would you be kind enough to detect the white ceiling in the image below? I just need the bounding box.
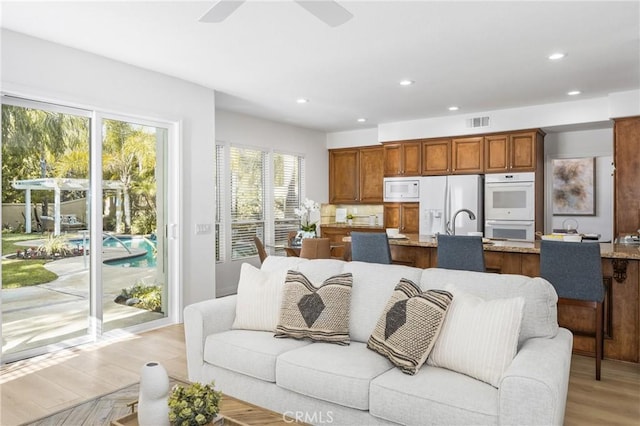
[1,1,639,133]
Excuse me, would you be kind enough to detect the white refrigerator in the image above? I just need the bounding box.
[419,175,484,236]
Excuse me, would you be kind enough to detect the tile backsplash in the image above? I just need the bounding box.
[321,204,384,225]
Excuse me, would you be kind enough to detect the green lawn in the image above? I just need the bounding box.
[1,232,58,289]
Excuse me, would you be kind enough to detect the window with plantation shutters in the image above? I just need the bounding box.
[215,142,305,262]
[230,145,266,260]
[273,152,304,252]
[215,144,224,262]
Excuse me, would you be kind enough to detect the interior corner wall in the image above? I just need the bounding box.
[214,109,328,295]
[1,29,217,307]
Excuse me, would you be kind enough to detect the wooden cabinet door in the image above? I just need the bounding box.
[384,203,401,229]
[452,136,484,174]
[329,149,359,203]
[383,144,402,176]
[359,146,384,203]
[402,142,422,176]
[422,139,451,175]
[484,134,509,173]
[384,203,419,233]
[614,116,640,236]
[319,226,350,259]
[509,131,537,171]
[400,203,420,233]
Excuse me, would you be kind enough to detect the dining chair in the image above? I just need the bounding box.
[253,236,268,263]
[350,232,392,264]
[299,238,332,259]
[436,234,486,272]
[540,239,604,380]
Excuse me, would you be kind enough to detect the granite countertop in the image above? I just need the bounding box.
[387,234,640,260]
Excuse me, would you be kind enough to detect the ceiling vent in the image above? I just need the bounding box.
[467,116,490,128]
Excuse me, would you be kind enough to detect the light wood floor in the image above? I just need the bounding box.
[1,324,639,426]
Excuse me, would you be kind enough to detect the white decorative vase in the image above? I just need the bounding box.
[138,361,170,426]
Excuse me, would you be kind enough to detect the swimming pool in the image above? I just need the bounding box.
[69,236,157,268]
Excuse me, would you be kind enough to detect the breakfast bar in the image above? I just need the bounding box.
[386,235,640,364]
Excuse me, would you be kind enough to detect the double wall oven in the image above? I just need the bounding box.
[484,172,536,241]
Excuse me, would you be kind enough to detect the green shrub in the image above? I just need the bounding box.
[117,282,162,312]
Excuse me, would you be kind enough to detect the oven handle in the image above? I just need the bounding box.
[486,182,534,188]
[486,220,535,226]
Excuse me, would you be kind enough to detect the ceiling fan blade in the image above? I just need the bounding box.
[295,0,353,27]
[199,0,246,23]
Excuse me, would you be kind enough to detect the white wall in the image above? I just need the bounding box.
[1,30,216,307]
[376,93,639,142]
[544,128,614,241]
[326,127,379,149]
[215,109,327,295]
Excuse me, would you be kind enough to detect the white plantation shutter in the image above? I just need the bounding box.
[230,145,267,260]
[215,143,224,262]
[273,152,304,251]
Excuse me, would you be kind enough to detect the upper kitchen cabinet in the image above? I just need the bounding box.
[614,116,640,237]
[384,141,422,176]
[359,146,385,203]
[329,146,384,204]
[484,130,544,173]
[451,136,484,174]
[422,139,451,175]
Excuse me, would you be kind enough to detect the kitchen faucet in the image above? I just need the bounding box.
[446,209,477,235]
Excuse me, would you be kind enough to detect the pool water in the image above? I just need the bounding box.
[70,236,157,268]
[104,238,157,268]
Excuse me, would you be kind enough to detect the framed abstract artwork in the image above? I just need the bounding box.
[552,157,596,216]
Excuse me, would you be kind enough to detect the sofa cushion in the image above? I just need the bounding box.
[420,268,558,345]
[296,258,347,283]
[232,263,287,332]
[344,261,424,343]
[276,341,393,410]
[367,279,453,375]
[275,270,353,345]
[370,365,498,425]
[427,287,524,387]
[261,255,308,272]
[204,330,310,382]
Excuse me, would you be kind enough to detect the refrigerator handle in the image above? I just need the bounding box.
[444,178,450,233]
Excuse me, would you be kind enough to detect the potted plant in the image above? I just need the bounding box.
[346,213,354,226]
[167,381,223,426]
[294,198,320,238]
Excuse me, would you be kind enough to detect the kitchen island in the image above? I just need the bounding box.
[386,234,640,364]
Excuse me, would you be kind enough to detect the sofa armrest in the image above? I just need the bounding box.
[183,295,237,382]
[498,328,573,426]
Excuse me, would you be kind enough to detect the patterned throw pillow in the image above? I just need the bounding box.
[367,279,453,375]
[275,270,353,345]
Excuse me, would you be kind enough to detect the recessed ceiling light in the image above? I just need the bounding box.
[296,98,309,104]
[357,118,367,123]
[399,79,415,86]
[448,106,459,111]
[567,90,581,96]
[548,52,566,60]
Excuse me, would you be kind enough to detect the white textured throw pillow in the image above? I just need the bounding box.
[427,286,525,387]
[232,263,287,331]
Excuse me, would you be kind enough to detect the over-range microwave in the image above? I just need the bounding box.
[383,177,420,202]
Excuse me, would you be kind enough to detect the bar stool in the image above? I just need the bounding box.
[540,239,604,380]
[436,234,485,272]
[350,232,392,264]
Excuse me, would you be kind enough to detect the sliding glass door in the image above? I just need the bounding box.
[1,96,175,362]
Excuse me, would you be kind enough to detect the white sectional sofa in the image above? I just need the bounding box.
[184,257,573,426]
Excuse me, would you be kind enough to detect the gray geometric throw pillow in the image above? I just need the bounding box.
[367,278,453,374]
[275,270,352,345]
